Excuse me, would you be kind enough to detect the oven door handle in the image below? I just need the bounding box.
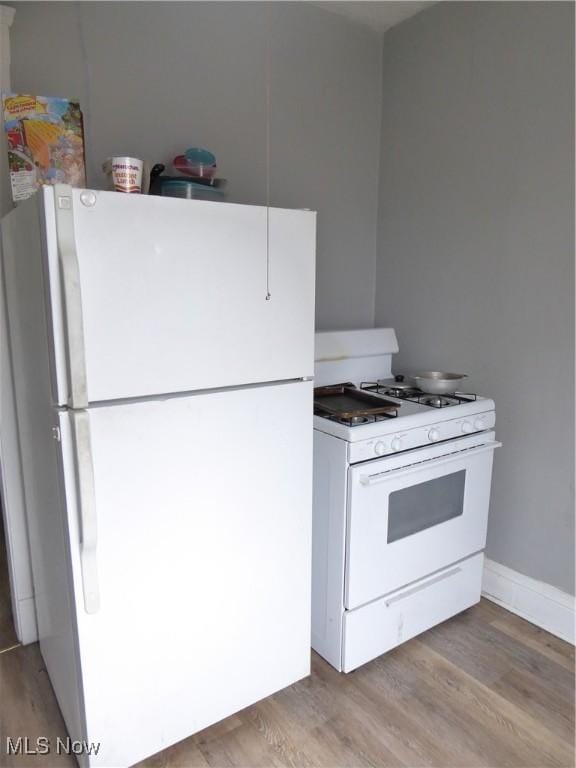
[359,441,502,487]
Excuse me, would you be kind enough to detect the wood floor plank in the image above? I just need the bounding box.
[266,675,332,734]
[138,736,211,768]
[357,646,525,767]
[422,606,574,696]
[318,654,471,767]
[195,720,281,768]
[239,698,320,767]
[405,638,574,767]
[276,657,405,767]
[304,716,375,768]
[0,645,74,767]
[488,619,574,672]
[192,716,245,747]
[191,733,238,768]
[478,599,575,664]
[490,664,575,745]
[224,720,290,768]
[423,603,575,736]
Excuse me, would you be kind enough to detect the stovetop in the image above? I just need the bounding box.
[314,378,481,428]
[313,376,495,447]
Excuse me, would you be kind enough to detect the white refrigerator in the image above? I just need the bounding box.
[1,185,316,767]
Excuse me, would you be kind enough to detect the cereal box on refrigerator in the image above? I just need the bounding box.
[2,93,86,202]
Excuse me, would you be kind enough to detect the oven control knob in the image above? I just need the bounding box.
[428,428,440,442]
[474,417,485,431]
[374,441,387,456]
[391,437,403,452]
[461,421,474,434]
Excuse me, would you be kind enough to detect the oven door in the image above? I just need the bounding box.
[345,433,500,610]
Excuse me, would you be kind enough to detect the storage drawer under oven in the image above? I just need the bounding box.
[345,434,500,610]
[343,553,483,672]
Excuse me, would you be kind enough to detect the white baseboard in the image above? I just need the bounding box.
[15,595,38,645]
[482,558,575,645]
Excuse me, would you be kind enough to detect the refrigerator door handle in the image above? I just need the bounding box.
[54,184,89,409]
[70,410,99,613]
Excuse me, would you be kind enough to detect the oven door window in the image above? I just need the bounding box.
[387,470,466,543]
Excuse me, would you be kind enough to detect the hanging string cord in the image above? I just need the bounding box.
[265,2,271,301]
[75,1,93,185]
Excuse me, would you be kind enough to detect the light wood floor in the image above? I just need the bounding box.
[0,599,573,768]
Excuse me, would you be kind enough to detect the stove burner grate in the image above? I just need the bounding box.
[361,381,477,407]
[420,395,452,408]
[314,409,398,427]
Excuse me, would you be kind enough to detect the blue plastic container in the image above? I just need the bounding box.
[160,179,224,201]
[184,147,217,166]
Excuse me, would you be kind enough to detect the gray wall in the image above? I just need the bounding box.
[8,1,382,330]
[375,2,574,593]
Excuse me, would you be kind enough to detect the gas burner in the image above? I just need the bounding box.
[381,386,421,399]
[412,391,478,407]
[349,415,370,426]
[361,381,419,399]
[314,409,398,427]
[420,395,452,408]
[361,380,478,408]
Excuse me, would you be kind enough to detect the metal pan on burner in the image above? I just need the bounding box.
[411,372,468,395]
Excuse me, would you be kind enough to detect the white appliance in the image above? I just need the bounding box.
[312,328,500,672]
[0,185,316,767]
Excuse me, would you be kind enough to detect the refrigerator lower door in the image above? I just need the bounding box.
[44,186,316,405]
[58,380,313,768]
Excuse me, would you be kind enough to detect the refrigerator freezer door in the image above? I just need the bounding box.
[58,380,313,767]
[44,187,316,405]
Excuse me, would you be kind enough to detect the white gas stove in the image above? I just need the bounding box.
[314,382,496,463]
[312,328,500,672]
